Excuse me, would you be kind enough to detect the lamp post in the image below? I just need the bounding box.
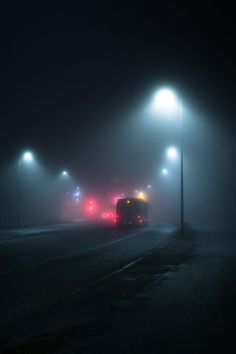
[153,88,184,237]
[160,167,172,222]
[57,170,69,223]
[166,146,178,161]
[179,99,184,237]
[18,151,34,227]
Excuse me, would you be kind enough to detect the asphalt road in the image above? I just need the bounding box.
[2,224,235,354]
[0,221,174,344]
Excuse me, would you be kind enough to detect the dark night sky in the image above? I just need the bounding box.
[2,1,236,189]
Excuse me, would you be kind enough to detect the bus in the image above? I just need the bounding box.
[116,198,150,226]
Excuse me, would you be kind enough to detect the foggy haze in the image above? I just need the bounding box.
[1,90,235,229]
[1,2,236,230]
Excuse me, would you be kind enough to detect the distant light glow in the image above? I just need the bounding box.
[84,198,99,215]
[127,200,131,204]
[138,192,147,201]
[161,168,169,176]
[166,147,178,160]
[134,191,147,201]
[133,190,148,201]
[62,171,68,176]
[22,151,33,162]
[101,210,115,223]
[147,185,151,189]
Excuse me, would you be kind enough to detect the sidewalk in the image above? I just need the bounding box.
[84,228,236,354]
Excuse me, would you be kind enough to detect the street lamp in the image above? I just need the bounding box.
[18,151,34,227]
[154,88,184,237]
[160,167,174,223]
[161,168,169,176]
[22,151,33,162]
[57,170,69,223]
[166,147,178,161]
[152,88,179,116]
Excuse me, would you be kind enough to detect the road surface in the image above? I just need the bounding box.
[1,223,236,354]
[0,221,174,346]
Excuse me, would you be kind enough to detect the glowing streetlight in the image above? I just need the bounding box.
[161,168,169,176]
[152,88,179,116]
[154,87,184,237]
[18,150,35,227]
[61,170,68,177]
[22,151,34,162]
[166,147,178,161]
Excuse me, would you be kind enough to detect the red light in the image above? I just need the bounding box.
[84,197,99,215]
[101,210,116,223]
